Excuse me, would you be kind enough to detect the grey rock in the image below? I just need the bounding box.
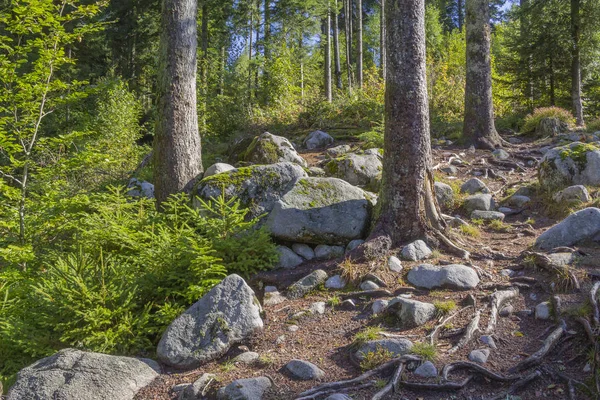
[534,208,600,250]
[127,178,154,199]
[341,299,356,309]
[265,286,278,293]
[407,264,479,290]
[287,270,328,299]
[243,132,307,167]
[387,297,436,329]
[173,384,190,394]
[480,335,497,349]
[195,162,307,219]
[303,130,334,150]
[324,395,352,400]
[492,149,510,160]
[180,373,216,400]
[7,349,158,400]
[539,142,600,189]
[460,178,489,195]
[285,359,325,380]
[364,148,383,157]
[325,275,347,289]
[414,361,437,378]
[553,185,591,203]
[535,302,551,320]
[536,117,568,137]
[547,252,577,267]
[355,339,413,360]
[360,280,380,290]
[324,153,382,191]
[346,239,364,252]
[401,240,432,261]
[469,349,490,364]
[204,163,235,178]
[234,352,260,364]
[216,377,271,400]
[266,177,373,245]
[388,256,403,273]
[463,193,494,213]
[514,186,534,197]
[309,302,326,315]
[434,182,454,209]
[326,145,352,158]
[157,275,263,368]
[498,207,514,214]
[441,165,458,175]
[308,167,326,177]
[471,210,505,221]
[499,305,514,317]
[314,244,346,260]
[288,325,299,332]
[508,137,523,144]
[263,291,286,306]
[292,243,315,260]
[372,299,389,314]
[277,246,304,269]
[505,195,530,208]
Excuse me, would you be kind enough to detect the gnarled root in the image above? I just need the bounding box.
[486,288,519,333]
[371,362,404,400]
[448,310,481,354]
[521,251,580,291]
[426,306,472,345]
[509,320,566,373]
[487,370,542,400]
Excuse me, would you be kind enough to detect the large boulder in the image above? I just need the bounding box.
[386,298,436,329]
[157,275,263,368]
[407,264,479,290]
[127,178,154,199]
[434,182,454,209]
[534,207,600,250]
[7,349,158,400]
[539,142,600,189]
[324,153,382,191]
[536,117,568,137]
[194,162,307,218]
[463,193,494,213]
[243,132,307,167]
[553,185,591,204]
[303,130,334,150]
[265,177,373,245]
[204,163,235,178]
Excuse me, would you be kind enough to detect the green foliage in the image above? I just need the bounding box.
[459,224,481,238]
[411,342,438,361]
[353,326,383,347]
[433,300,456,316]
[588,119,600,132]
[522,107,576,133]
[359,347,394,371]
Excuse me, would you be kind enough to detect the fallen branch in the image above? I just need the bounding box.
[426,306,472,345]
[575,317,596,346]
[486,288,519,333]
[508,320,566,373]
[339,289,393,300]
[448,310,481,354]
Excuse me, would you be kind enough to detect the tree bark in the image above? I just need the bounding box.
[199,1,208,134]
[356,0,363,88]
[248,4,253,105]
[370,0,445,247]
[380,0,386,79]
[154,0,203,206]
[345,0,353,93]
[463,0,502,150]
[519,0,533,108]
[571,0,584,126]
[324,6,333,103]
[457,0,463,30]
[263,0,271,104]
[333,0,343,90]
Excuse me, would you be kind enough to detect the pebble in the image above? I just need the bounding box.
[265,286,278,293]
[310,302,326,315]
[234,351,260,364]
[468,349,490,364]
[360,280,380,290]
[499,305,514,317]
[535,302,551,320]
[288,325,299,332]
[480,335,497,349]
[285,359,325,380]
[372,300,389,315]
[325,275,347,289]
[414,361,437,378]
[388,256,403,272]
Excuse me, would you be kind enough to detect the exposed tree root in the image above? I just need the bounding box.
[541,365,590,400]
[296,382,374,400]
[371,363,404,400]
[448,309,481,354]
[591,281,600,326]
[426,306,472,345]
[521,251,580,291]
[442,361,520,382]
[400,377,472,391]
[432,228,470,259]
[508,320,566,373]
[486,288,519,333]
[339,289,393,300]
[487,370,542,400]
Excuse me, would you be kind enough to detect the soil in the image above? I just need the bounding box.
[135,133,598,400]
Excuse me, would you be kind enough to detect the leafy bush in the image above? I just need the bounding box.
[587,118,600,133]
[522,107,576,133]
[0,188,277,386]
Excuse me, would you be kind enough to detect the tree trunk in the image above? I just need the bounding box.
[263,0,271,103]
[370,0,446,248]
[248,5,253,105]
[549,54,555,106]
[356,0,363,88]
[380,0,386,79]
[571,0,584,126]
[333,0,343,90]
[200,1,208,134]
[154,0,203,206]
[324,7,333,103]
[219,46,225,96]
[519,0,533,108]
[345,0,353,93]
[463,0,502,150]
[457,0,463,30]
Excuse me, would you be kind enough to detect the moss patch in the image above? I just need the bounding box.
[559,142,599,170]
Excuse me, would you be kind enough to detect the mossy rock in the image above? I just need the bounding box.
[242,132,307,167]
[539,142,600,190]
[323,153,382,192]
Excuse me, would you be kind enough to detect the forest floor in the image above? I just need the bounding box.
[136,132,598,400]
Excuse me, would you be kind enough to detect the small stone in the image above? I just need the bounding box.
[372,300,389,315]
[355,339,413,361]
[529,293,538,301]
[325,275,347,289]
[172,383,190,393]
[434,182,454,209]
[471,210,505,221]
[265,286,278,293]
[340,299,356,309]
[535,302,551,320]
[179,373,216,400]
[584,363,592,373]
[553,185,592,203]
[500,269,514,277]
[364,273,387,288]
[324,394,352,400]
[276,335,286,345]
[468,349,490,364]
[216,377,271,400]
[401,240,432,261]
[314,245,345,260]
[460,178,490,194]
[492,149,510,160]
[276,246,304,269]
[505,195,531,208]
[414,361,437,378]
[499,305,514,317]
[360,280,380,290]
[508,137,523,144]
[388,256,403,272]
[441,165,458,175]
[346,239,365,253]
[292,244,315,260]
[480,335,497,349]
[407,264,479,290]
[287,270,328,299]
[285,359,325,380]
[309,302,326,315]
[263,291,286,306]
[234,352,260,364]
[288,325,299,332]
[498,206,514,214]
[463,193,494,213]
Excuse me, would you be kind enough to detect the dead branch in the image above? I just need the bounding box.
[508,320,566,373]
[426,306,472,345]
[521,251,580,291]
[339,289,393,300]
[576,317,595,345]
[486,288,519,333]
[448,310,481,354]
[371,363,404,400]
[432,229,470,259]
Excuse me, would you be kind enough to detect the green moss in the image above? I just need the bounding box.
[559,142,599,170]
[201,166,253,187]
[243,135,282,163]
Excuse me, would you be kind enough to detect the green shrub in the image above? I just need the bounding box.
[587,118,600,133]
[522,107,575,133]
